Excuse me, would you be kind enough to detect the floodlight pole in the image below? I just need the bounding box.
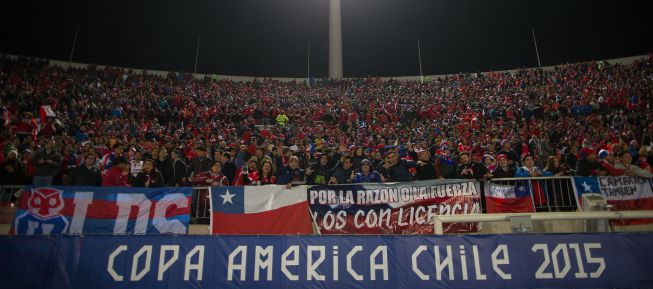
[329,0,343,79]
[531,28,542,67]
[417,38,424,82]
[307,40,311,86]
[194,35,201,74]
[68,23,80,62]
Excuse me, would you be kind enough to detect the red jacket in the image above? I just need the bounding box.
[102,166,130,187]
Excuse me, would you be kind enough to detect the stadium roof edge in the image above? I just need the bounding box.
[0,53,647,83]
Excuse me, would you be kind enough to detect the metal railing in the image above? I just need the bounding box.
[486,176,578,212]
[432,211,653,234]
[0,185,23,208]
[191,187,211,224]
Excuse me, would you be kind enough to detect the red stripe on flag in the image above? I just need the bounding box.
[608,198,653,226]
[212,201,313,235]
[485,196,535,213]
[18,196,191,220]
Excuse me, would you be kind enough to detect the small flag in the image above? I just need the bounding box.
[485,181,535,213]
[39,105,56,123]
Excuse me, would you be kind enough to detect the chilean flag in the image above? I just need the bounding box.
[210,185,313,235]
[39,105,56,123]
[485,182,535,213]
[575,176,653,225]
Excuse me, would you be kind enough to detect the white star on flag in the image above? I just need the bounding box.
[517,186,526,192]
[582,182,593,193]
[220,190,236,204]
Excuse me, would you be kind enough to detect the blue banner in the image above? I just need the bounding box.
[12,186,192,235]
[1,233,652,289]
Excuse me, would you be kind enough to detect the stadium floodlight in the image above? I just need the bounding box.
[329,0,343,79]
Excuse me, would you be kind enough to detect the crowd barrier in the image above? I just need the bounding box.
[2,175,652,234]
[0,177,581,225]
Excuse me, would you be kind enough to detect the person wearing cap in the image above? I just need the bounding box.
[132,159,165,188]
[276,155,306,188]
[597,150,626,176]
[575,147,606,176]
[491,154,516,178]
[353,159,382,183]
[102,156,130,187]
[32,139,62,185]
[437,145,456,179]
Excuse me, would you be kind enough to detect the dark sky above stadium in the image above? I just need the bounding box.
[2,0,652,78]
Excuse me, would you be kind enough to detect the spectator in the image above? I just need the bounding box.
[32,139,62,185]
[241,158,260,185]
[192,160,229,187]
[515,154,552,209]
[219,152,237,185]
[258,158,277,185]
[1,150,25,184]
[170,150,188,186]
[414,150,441,180]
[379,151,414,182]
[188,146,211,178]
[100,143,124,171]
[276,155,306,188]
[516,154,551,178]
[353,159,382,183]
[102,157,130,187]
[437,146,457,178]
[543,155,572,176]
[491,154,516,178]
[597,150,626,176]
[306,154,332,185]
[132,159,165,188]
[575,148,606,176]
[130,149,144,177]
[329,155,356,184]
[614,150,653,178]
[69,154,103,186]
[156,148,174,186]
[455,152,488,179]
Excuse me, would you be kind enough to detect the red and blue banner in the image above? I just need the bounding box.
[485,181,535,213]
[308,180,481,234]
[574,176,653,225]
[11,186,192,235]
[2,233,653,289]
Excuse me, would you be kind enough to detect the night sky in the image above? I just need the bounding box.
[2,0,652,78]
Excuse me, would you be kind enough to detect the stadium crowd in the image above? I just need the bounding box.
[1,55,652,188]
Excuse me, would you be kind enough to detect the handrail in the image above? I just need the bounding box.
[432,211,653,234]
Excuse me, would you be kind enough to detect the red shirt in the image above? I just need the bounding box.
[102,166,130,187]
